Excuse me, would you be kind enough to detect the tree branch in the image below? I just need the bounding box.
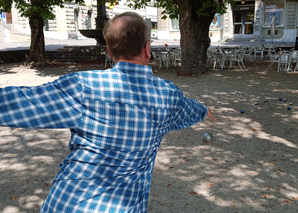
[172,0,178,5]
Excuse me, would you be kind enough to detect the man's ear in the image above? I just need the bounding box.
[144,41,151,59]
[107,48,113,59]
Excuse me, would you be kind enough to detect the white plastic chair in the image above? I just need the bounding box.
[266,45,278,56]
[210,52,226,70]
[228,51,245,69]
[105,54,114,68]
[254,45,264,59]
[277,54,290,73]
[151,51,160,63]
[243,47,254,63]
[266,52,279,70]
[289,53,298,72]
[159,52,170,69]
[238,52,246,69]
[172,49,181,67]
[168,52,176,67]
[238,46,245,55]
[263,44,271,57]
[207,50,213,67]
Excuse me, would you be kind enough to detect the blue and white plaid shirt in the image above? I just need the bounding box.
[0,62,208,212]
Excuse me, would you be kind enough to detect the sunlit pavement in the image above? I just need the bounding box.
[0,37,295,52]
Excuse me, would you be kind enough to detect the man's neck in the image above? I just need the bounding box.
[116,57,149,65]
[117,59,144,65]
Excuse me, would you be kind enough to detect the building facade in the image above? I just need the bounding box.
[157,0,298,43]
[3,0,298,42]
[7,0,157,40]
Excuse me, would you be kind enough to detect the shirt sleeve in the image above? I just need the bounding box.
[169,89,208,131]
[0,73,83,129]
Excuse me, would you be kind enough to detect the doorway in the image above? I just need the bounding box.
[234,11,254,34]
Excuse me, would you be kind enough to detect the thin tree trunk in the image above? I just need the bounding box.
[26,16,48,67]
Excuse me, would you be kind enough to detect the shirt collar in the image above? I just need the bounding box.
[113,62,153,76]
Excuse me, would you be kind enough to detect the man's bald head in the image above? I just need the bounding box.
[103,12,151,61]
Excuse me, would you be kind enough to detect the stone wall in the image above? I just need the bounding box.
[0,50,29,64]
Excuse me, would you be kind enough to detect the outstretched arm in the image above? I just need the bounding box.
[0,73,83,129]
[207,109,216,122]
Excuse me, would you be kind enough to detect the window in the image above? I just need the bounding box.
[44,20,49,31]
[170,18,179,30]
[151,21,157,30]
[264,0,285,26]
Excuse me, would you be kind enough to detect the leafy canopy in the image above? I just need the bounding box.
[1,0,234,22]
[0,0,84,21]
[104,0,234,20]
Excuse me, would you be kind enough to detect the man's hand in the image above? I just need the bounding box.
[207,109,216,122]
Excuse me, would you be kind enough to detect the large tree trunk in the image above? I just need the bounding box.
[177,1,214,75]
[26,17,47,67]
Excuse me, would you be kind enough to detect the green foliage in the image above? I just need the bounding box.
[196,0,235,17]
[0,0,84,21]
[0,0,12,13]
[155,0,179,20]
[1,0,235,23]
[123,0,179,19]
[123,0,234,20]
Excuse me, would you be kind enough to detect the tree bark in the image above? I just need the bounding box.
[26,17,47,67]
[177,1,214,75]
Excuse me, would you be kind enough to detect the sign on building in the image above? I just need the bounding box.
[0,12,5,19]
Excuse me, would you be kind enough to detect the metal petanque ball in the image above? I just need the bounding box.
[254,102,258,105]
[279,98,282,101]
[284,99,287,102]
[264,99,268,102]
[288,107,291,110]
[290,102,293,105]
[201,133,213,143]
[241,110,244,113]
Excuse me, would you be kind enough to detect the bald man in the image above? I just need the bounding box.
[0,12,215,212]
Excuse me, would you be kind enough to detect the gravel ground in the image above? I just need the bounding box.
[0,58,298,213]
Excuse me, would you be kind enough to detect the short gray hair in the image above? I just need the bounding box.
[103,12,151,61]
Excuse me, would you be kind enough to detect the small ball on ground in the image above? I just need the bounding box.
[279,98,282,101]
[241,110,244,113]
[201,133,213,143]
[287,107,291,110]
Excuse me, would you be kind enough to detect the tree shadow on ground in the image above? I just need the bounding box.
[0,58,297,212]
[148,59,298,212]
[0,63,19,75]
[0,128,70,213]
[149,127,298,212]
[34,62,107,77]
